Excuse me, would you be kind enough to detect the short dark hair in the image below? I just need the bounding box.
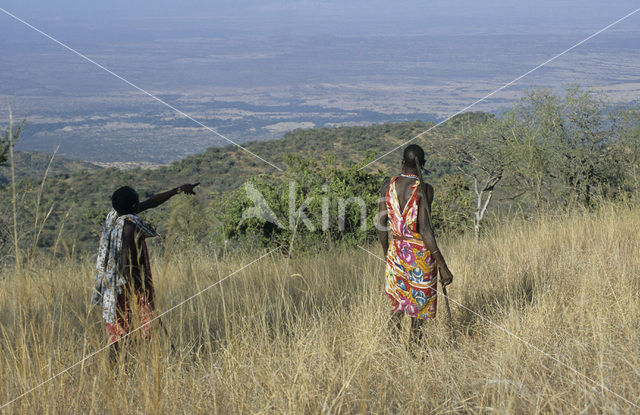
[111,186,139,215]
[403,144,425,169]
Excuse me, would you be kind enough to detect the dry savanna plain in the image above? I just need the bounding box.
[1,203,640,413]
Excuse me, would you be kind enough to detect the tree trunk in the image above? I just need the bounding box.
[473,177,494,244]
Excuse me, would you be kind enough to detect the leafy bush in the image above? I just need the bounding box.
[220,154,385,250]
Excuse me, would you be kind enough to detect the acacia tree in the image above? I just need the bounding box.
[429,113,509,242]
[616,108,640,197]
[502,90,563,212]
[560,86,621,206]
[505,86,624,209]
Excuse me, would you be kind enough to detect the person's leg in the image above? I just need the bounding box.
[390,311,403,329]
[389,311,403,335]
[410,317,426,342]
[107,322,124,364]
[107,292,129,363]
[138,295,153,341]
[108,340,120,363]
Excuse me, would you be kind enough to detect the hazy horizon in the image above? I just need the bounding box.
[3,1,640,39]
[1,1,639,163]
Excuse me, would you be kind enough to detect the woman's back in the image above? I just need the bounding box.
[383,174,438,319]
[376,143,453,328]
[391,175,434,231]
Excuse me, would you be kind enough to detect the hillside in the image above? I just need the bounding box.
[0,151,100,185]
[0,113,490,255]
[1,203,638,412]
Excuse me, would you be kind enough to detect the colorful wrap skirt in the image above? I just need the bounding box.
[385,235,438,319]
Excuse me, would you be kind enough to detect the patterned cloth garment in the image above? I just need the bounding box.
[92,209,157,324]
[384,176,438,319]
[106,292,154,343]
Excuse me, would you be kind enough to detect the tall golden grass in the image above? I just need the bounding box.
[1,203,639,413]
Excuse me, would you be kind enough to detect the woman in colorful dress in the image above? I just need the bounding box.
[377,144,453,337]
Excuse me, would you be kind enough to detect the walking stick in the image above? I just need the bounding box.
[414,157,456,342]
[441,283,456,343]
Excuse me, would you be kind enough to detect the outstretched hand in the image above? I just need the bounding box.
[178,183,200,195]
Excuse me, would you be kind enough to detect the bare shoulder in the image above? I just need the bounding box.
[123,219,136,228]
[418,181,434,204]
[425,181,434,194]
[380,178,391,197]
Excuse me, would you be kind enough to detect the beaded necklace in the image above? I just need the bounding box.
[399,173,418,179]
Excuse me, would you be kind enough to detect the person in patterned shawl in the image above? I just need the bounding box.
[377,144,453,338]
[93,183,199,357]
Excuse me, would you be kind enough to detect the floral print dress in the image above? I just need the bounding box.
[385,177,438,319]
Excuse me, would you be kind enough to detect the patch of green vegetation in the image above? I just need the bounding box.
[0,118,467,259]
[1,87,638,267]
[0,151,100,185]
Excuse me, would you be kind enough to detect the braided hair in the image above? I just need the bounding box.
[403,144,425,172]
[403,144,428,211]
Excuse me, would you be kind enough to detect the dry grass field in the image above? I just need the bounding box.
[1,203,640,414]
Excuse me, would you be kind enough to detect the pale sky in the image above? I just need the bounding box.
[1,1,639,37]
